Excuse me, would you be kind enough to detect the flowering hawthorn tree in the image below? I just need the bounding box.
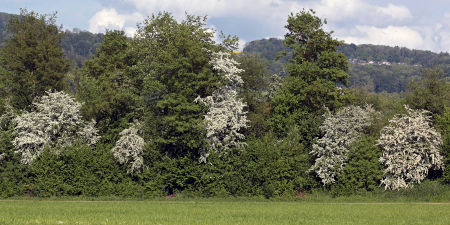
[310,105,376,185]
[12,91,100,164]
[377,106,444,190]
[111,122,145,174]
[195,52,248,162]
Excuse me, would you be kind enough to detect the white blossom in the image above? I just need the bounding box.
[195,51,248,162]
[12,91,100,164]
[111,122,145,174]
[377,105,444,190]
[310,105,376,185]
[78,119,101,146]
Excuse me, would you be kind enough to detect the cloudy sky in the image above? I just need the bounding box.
[2,0,450,52]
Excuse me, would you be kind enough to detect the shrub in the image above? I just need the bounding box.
[377,106,444,190]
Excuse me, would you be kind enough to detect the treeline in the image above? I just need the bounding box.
[2,11,448,93]
[0,9,448,198]
[244,38,450,93]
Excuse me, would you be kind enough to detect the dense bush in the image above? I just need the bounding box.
[331,137,383,196]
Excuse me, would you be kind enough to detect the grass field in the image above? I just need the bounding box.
[0,200,449,225]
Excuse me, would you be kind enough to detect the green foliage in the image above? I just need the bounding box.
[132,12,235,157]
[201,127,316,198]
[269,9,348,136]
[0,9,447,199]
[331,137,383,196]
[22,142,141,197]
[79,30,140,141]
[0,9,69,110]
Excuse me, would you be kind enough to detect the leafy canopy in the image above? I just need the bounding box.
[0,9,69,110]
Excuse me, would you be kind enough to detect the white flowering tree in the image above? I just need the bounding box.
[377,106,444,190]
[310,105,376,185]
[111,122,145,174]
[195,51,248,162]
[12,91,100,164]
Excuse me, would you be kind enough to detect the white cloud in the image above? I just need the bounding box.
[377,4,412,21]
[116,0,412,35]
[434,13,450,52]
[306,0,412,24]
[91,1,450,52]
[342,25,424,49]
[88,8,143,36]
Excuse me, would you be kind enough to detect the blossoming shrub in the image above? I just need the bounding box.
[310,105,376,185]
[377,106,444,190]
[12,91,100,164]
[111,122,145,174]
[195,52,248,162]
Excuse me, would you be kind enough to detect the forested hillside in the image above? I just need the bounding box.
[244,38,450,93]
[0,13,11,47]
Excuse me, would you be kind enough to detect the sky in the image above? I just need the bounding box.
[2,0,450,52]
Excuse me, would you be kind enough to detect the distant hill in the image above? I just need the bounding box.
[0,12,103,67]
[244,38,450,93]
[0,12,12,48]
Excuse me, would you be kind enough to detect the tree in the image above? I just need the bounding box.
[12,91,99,164]
[377,106,444,190]
[111,122,145,174]
[0,9,69,110]
[310,105,376,185]
[269,9,349,137]
[132,12,237,157]
[195,52,248,162]
[79,30,140,139]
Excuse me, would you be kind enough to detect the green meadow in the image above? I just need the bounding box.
[0,200,449,225]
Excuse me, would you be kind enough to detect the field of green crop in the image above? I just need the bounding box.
[0,200,449,224]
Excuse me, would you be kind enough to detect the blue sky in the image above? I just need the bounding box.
[2,0,450,52]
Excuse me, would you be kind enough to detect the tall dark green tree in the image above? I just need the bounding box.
[269,9,349,138]
[0,9,69,110]
[259,9,351,192]
[79,30,140,140]
[132,12,237,158]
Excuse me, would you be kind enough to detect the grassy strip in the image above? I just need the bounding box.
[0,200,449,225]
